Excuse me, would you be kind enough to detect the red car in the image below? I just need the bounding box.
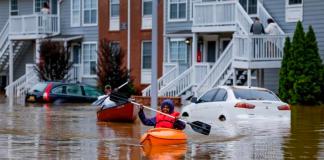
[25,82,103,103]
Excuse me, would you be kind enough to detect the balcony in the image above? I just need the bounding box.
[9,14,60,39]
[192,1,252,33]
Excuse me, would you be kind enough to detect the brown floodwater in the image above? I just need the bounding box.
[0,98,324,159]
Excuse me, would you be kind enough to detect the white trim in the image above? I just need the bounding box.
[203,35,218,63]
[81,41,98,77]
[285,0,303,22]
[141,40,152,84]
[82,0,98,26]
[220,37,231,52]
[33,0,52,14]
[71,43,81,63]
[167,0,187,22]
[9,0,19,16]
[70,0,81,27]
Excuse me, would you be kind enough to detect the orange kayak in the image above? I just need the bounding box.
[140,128,187,146]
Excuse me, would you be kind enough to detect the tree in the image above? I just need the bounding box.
[34,40,72,81]
[279,37,292,102]
[97,39,135,97]
[287,22,322,105]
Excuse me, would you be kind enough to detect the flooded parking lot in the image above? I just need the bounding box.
[1,98,324,159]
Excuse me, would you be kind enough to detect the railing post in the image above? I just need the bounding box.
[9,40,14,105]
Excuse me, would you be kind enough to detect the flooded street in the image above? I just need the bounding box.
[1,98,324,159]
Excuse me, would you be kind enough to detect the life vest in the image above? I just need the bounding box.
[155,112,180,128]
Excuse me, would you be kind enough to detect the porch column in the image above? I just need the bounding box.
[247,69,252,87]
[9,40,13,105]
[35,39,40,63]
[192,33,197,65]
[192,33,197,96]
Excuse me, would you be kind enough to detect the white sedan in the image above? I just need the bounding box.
[181,86,290,124]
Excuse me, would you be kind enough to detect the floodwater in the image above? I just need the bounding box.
[1,98,324,159]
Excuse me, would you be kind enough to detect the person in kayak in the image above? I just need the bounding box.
[138,99,186,130]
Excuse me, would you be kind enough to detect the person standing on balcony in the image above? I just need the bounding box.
[265,18,280,58]
[250,17,265,58]
[41,2,50,33]
[250,17,265,34]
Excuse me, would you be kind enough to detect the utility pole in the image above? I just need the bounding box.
[151,0,158,111]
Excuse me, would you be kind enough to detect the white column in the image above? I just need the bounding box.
[192,33,197,96]
[232,67,236,86]
[9,40,13,106]
[247,69,251,87]
[127,0,131,70]
[35,39,40,63]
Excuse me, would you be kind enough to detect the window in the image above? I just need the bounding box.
[110,0,120,18]
[233,88,280,101]
[66,85,82,96]
[10,0,18,15]
[51,86,65,94]
[143,0,152,16]
[142,41,152,69]
[83,0,97,25]
[169,0,186,21]
[83,85,102,97]
[199,89,218,103]
[35,0,48,12]
[83,43,97,76]
[169,40,187,63]
[289,0,302,5]
[71,0,81,26]
[285,0,303,22]
[239,0,257,15]
[213,89,227,102]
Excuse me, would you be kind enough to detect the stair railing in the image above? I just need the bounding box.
[235,2,253,34]
[142,63,179,96]
[258,2,284,34]
[0,21,9,57]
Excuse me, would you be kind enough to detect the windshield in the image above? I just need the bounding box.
[29,83,48,93]
[233,88,280,101]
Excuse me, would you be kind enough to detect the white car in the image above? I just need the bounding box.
[181,86,290,124]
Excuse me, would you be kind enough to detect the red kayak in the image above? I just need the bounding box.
[97,102,138,122]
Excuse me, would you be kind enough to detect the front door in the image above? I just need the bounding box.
[207,41,216,63]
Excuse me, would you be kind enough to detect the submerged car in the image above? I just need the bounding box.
[181,86,290,123]
[25,82,103,103]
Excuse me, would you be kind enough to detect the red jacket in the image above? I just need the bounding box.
[155,112,180,128]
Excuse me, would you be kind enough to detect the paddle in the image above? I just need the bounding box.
[110,92,211,135]
[92,81,130,106]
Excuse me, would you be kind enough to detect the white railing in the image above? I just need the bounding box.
[9,14,59,35]
[142,63,179,96]
[163,63,178,74]
[195,41,234,97]
[158,63,210,97]
[193,1,236,27]
[0,21,9,50]
[233,34,286,61]
[193,1,253,34]
[258,2,284,35]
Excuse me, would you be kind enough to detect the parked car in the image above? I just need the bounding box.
[25,82,103,103]
[181,86,290,123]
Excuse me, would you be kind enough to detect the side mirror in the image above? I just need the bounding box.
[191,97,197,103]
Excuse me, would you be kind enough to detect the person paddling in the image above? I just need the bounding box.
[138,99,186,130]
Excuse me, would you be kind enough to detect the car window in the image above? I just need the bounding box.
[199,89,219,103]
[51,85,65,94]
[233,88,280,101]
[30,83,48,92]
[66,85,82,96]
[213,89,227,102]
[83,85,103,97]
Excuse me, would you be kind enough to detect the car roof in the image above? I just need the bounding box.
[218,85,269,91]
[45,81,96,87]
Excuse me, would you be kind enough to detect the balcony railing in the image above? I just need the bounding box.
[9,14,59,36]
[233,34,287,61]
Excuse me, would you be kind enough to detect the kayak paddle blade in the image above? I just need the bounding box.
[188,121,211,135]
